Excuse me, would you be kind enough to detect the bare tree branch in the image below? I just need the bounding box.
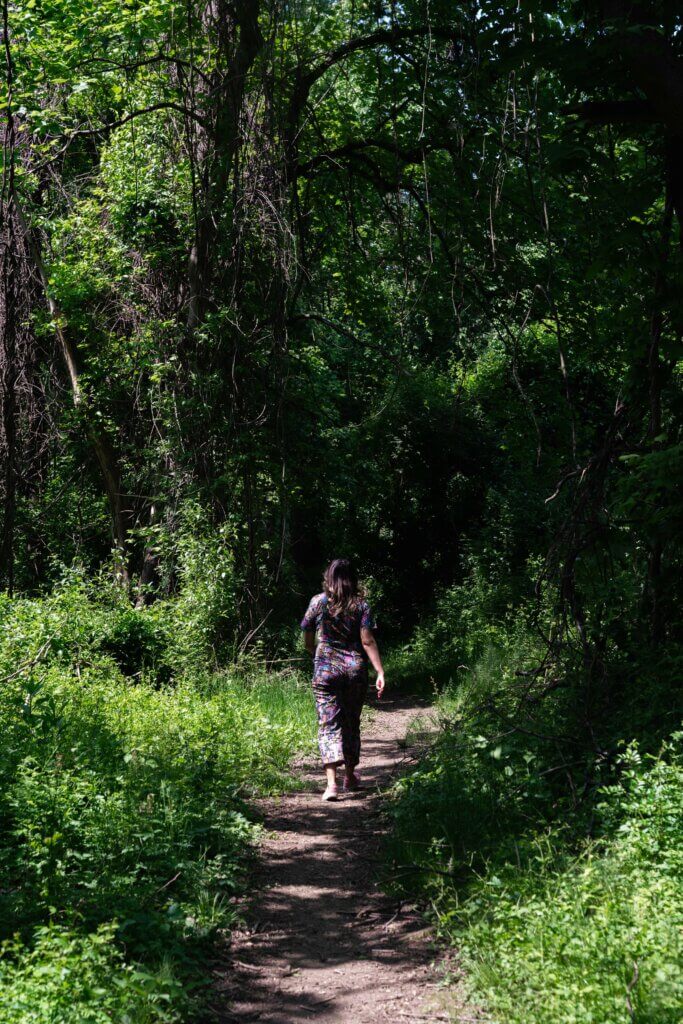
[65,102,212,139]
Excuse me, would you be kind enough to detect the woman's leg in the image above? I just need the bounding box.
[313,679,345,775]
[340,672,369,774]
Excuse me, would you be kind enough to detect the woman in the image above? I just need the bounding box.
[300,558,386,801]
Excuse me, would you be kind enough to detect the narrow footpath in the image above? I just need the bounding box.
[209,696,471,1024]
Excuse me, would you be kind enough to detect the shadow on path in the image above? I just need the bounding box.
[207,696,462,1024]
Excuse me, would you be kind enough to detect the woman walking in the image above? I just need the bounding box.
[300,559,386,801]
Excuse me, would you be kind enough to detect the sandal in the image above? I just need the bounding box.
[322,786,338,802]
[343,771,362,792]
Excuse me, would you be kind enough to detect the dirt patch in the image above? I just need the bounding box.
[208,695,475,1024]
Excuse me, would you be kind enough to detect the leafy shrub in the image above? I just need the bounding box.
[387,632,683,1024]
[387,564,541,698]
[454,738,683,1024]
[99,605,170,682]
[0,924,183,1024]
[0,584,316,1021]
[155,501,241,671]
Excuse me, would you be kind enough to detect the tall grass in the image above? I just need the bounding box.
[0,577,316,1022]
[386,620,683,1024]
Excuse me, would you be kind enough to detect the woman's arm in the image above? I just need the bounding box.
[361,627,385,698]
[303,628,316,657]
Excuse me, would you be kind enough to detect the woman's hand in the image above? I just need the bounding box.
[361,628,385,698]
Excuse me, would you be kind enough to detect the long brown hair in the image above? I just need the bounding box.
[322,558,361,616]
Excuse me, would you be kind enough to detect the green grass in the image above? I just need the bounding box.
[385,642,683,1024]
[0,579,317,1022]
[449,740,683,1024]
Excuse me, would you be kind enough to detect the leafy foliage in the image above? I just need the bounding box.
[0,579,315,1021]
[386,602,683,1024]
[1,0,683,1020]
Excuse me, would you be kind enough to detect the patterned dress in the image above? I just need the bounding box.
[300,593,376,767]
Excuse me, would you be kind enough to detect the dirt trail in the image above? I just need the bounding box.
[210,695,462,1024]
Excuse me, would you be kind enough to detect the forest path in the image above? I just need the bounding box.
[209,695,464,1024]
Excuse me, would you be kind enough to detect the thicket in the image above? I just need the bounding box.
[0,575,315,1021]
[383,304,683,1021]
[388,607,683,1024]
[388,672,682,1024]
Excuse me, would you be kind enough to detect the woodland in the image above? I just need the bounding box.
[0,1,682,1022]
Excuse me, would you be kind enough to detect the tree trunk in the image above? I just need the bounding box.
[14,201,131,580]
[184,0,263,331]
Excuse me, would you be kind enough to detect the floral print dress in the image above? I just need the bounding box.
[300,593,376,767]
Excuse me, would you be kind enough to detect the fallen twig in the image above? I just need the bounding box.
[230,959,264,972]
[297,996,334,1010]
[155,871,181,893]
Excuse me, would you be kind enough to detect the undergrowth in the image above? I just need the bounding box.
[385,579,683,1024]
[0,572,316,1022]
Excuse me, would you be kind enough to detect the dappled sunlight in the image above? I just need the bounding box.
[209,698,457,1024]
